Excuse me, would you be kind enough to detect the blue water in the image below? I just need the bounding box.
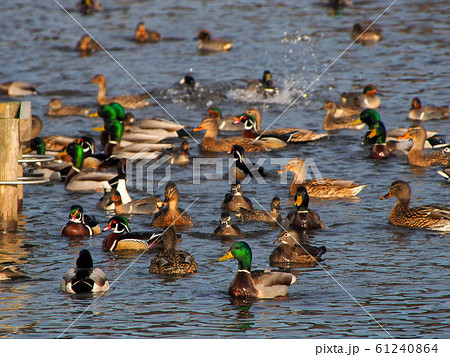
[0,0,449,339]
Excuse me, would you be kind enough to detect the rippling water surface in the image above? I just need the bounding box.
[0,0,449,339]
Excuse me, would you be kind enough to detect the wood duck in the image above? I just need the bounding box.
[61,204,101,237]
[228,144,266,181]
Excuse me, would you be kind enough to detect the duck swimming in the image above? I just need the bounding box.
[351,23,383,44]
[236,197,282,224]
[228,144,266,181]
[76,34,102,54]
[133,22,162,43]
[245,70,279,97]
[0,81,37,96]
[61,204,101,237]
[408,97,448,121]
[212,211,245,238]
[341,84,381,109]
[48,98,91,117]
[221,182,254,212]
[207,106,244,132]
[322,101,362,130]
[218,241,296,299]
[195,29,233,52]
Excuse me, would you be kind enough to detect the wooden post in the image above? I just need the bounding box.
[0,102,20,232]
[18,101,32,212]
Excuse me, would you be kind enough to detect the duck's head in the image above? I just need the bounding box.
[231,182,243,195]
[180,140,190,155]
[193,117,218,131]
[218,241,252,271]
[353,23,363,33]
[294,186,310,211]
[89,74,106,86]
[363,84,378,97]
[77,136,96,156]
[76,249,94,269]
[135,22,147,36]
[228,144,245,161]
[357,109,381,128]
[61,143,84,170]
[196,29,211,41]
[164,182,179,203]
[367,121,387,144]
[77,35,93,50]
[278,158,304,174]
[234,114,257,131]
[48,98,62,109]
[261,70,275,89]
[206,106,222,120]
[68,204,85,223]
[24,137,46,155]
[397,125,426,141]
[380,180,411,203]
[271,197,282,212]
[103,215,131,234]
[411,97,422,110]
[219,211,232,228]
[179,75,196,90]
[274,230,299,245]
[322,101,336,111]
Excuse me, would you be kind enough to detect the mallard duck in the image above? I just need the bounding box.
[152,182,194,228]
[60,142,116,191]
[150,226,197,274]
[212,211,245,238]
[245,70,279,97]
[236,197,282,224]
[228,144,266,181]
[380,180,450,231]
[76,34,102,54]
[279,158,366,198]
[61,204,101,237]
[270,230,327,267]
[195,29,233,52]
[76,0,103,15]
[322,101,362,130]
[397,125,447,167]
[193,116,271,152]
[89,74,150,109]
[109,189,162,215]
[102,216,163,252]
[437,147,450,182]
[235,110,327,143]
[218,241,296,299]
[341,84,381,108]
[351,23,383,43]
[221,182,254,212]
[133,22,162,43]
[207,106,244,132]
[0,81,37,96]
[281,186,326,232]
[48,98,91,117]
[408,97,448,121]
[31,114,43,139]
[61,249,109,294]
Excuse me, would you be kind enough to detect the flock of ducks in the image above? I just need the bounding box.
[3,0,450,300]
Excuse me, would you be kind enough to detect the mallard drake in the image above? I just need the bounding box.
[236,197,282,224]
[397,125,447,167]
[212,211,245,238]
[207,106,244,132]
[380,180,450,231]
[60,142,116,191]
[408,97,448,121]
[102,216,163,252]
[322,101,362,130]
[76,0,103,15]
[48,98,91,117]
[61,204,101,237]
[245,70,279,97]
[193,116,271,152]
[133,22,162,43]
[195,29,233,52]
[150,226,197,274]
[152,182,194,228]
[221,182,254,212]
[279,158,366,198]
[218,241,296,299]
[437,147,450,182]
[351,23,383,43]
[341,84,381,108]
[270,230,327,267]
[228,144,266,181]
[235,109,327,143]
[61,249,109,294]
[281,186,326,232]
[110,189,162,215]
[0,81,37,96]
[89,74,150,109]
[76,34,102,54]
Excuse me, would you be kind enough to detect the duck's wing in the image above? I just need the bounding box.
[90,268,109,290]
[251,270,296,298]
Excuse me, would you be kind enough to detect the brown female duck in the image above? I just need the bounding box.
[351,23,383,43]
[89,74,150,109]
[221,182,254,212]
[133,22,162,43]
[322,101,363,130]
[236,197,282,224]
[380,180,450,232]
[48,98,91,117]
[212,211,245,238]
[152,182,194,228]
[279,158,366,198]
[76,34,102,54]
[149,227,197,274]
[270,230,327,267]
[397,125,447,167]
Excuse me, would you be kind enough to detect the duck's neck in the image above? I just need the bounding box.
[96,81,108,104]
[237,257,251,271]
[167,196,179,212]
[290,165,306,193]
[410,135,426,152]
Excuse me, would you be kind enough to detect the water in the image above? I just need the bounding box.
[0,0,449,339]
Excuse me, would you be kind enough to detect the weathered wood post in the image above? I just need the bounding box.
[18,101,32,211]
[0,102,21,231]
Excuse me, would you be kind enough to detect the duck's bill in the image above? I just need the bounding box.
[380,192,392,200]
[350,118,363,125]
[92,125,105,132]
[193,125,204,132]
[88,111,99,118]
[56,149,68,157]
[218,250,233,262]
